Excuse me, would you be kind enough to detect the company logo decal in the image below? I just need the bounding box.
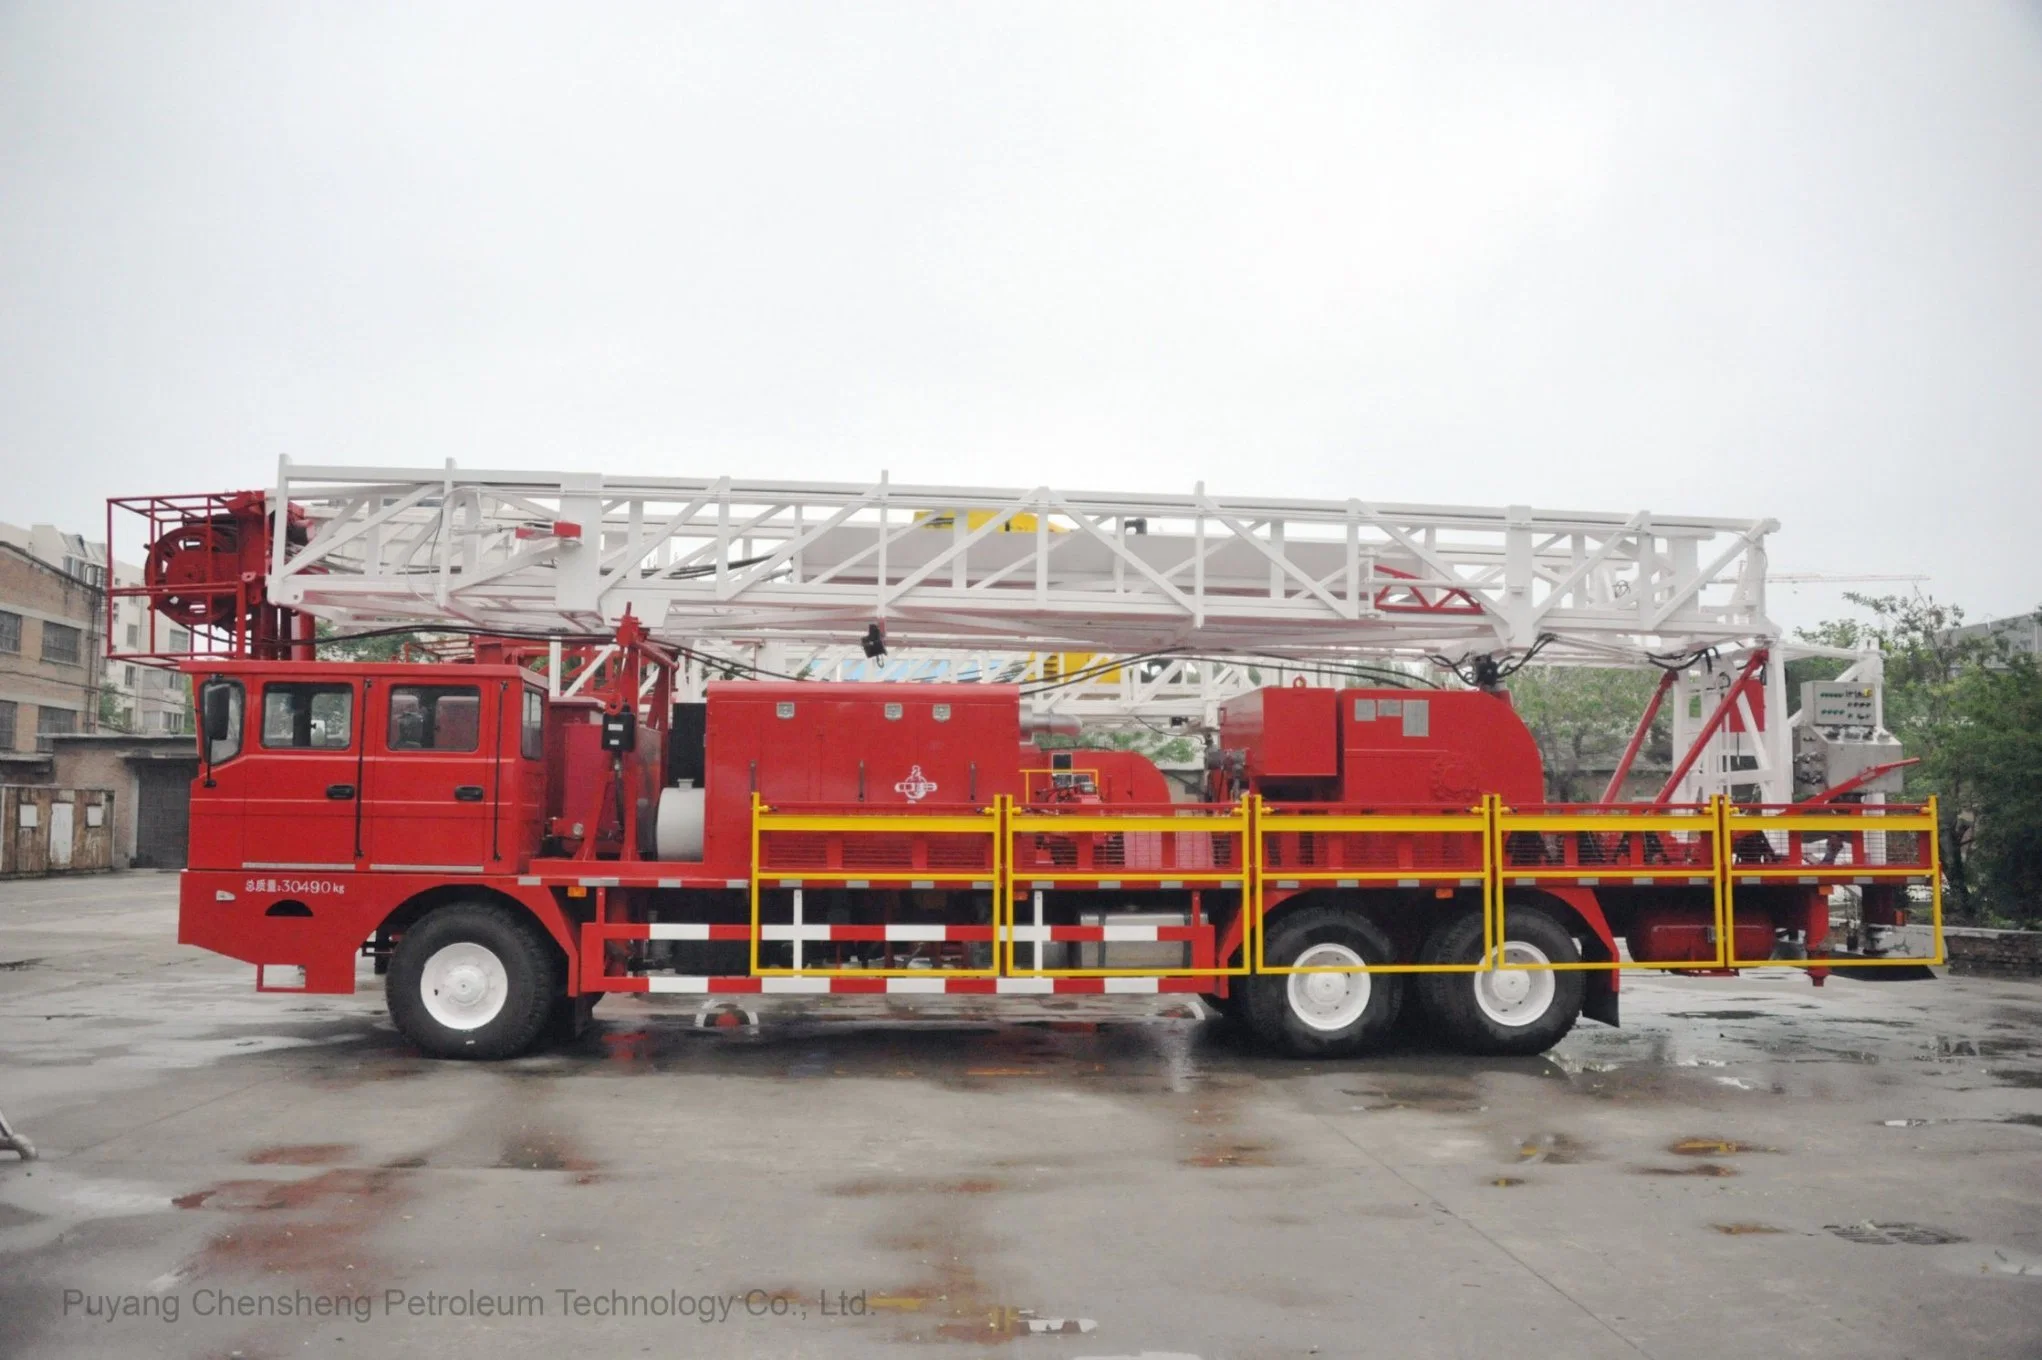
[893,765,939,802]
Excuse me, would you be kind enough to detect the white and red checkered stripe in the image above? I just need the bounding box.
[611,922,1204,943]
[614,975,1208,995]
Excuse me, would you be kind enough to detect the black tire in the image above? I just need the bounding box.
[1243,907,1403,1058]
[387,903,561,1060]
[1415,905,1585,1057]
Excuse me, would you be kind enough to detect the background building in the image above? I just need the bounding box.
[1942,611,2042,661]
[0,521,189,754]
[0,522,197,870]
[0,524,106,773]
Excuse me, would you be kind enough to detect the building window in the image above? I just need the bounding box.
[0,611,20,654]
[0,701,15,749]
[41,622,82,666]
[36,706,78,750]
[125,623,139,648]
[169,626,191,651]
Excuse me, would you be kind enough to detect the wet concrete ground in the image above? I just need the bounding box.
[2,874,2040,1360]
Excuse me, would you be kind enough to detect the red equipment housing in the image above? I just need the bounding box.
[110,491,316,661]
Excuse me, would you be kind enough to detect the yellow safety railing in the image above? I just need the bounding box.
[1489,798,1728,971]
[1721,796,1943,969]
[743,793,1944,979]
[1005,798,1251,976]
[748,793,1004,977]
[1253,796,1498,974]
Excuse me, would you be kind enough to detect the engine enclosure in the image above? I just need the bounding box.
[1219,686,1544,806]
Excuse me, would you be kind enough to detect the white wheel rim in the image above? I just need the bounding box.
[420,942,510,1031]
[1285,943,1372,1032]
[1476,941,1557,1028]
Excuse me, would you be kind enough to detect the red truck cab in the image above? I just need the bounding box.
[181,661,553,989]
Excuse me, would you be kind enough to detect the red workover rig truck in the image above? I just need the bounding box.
[108,468,1943,1060]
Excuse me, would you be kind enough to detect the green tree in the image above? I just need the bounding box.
[1796,594,2042,925]
[1505,667,1671,802]
[1943,655,2042,922]
[1035,724,1201,770]
[97,684,134,734]
[315,621,436,661]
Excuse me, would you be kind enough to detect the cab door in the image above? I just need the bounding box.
[245,678,362,872]
[186,676,249,870]
[365,680,498,873]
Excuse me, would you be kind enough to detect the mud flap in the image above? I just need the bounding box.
[1583,975,1619,1027]
[545,992,600,1042]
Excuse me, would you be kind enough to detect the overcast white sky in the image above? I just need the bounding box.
[3,1,2039,632]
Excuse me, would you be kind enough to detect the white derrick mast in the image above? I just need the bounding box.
[261,458,1798,800]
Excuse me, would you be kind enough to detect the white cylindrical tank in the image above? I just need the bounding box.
[654,783,707,861]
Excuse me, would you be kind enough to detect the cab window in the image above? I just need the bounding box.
[521,688,545,760]
[261,683,353,749]
[388,685,482,752]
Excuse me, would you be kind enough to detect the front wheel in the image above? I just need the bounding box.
[387,903,562,1060]
[1416,906,1585,1056]
[1244,908,1403,1058]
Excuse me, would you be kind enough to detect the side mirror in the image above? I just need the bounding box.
[202,685,234,743]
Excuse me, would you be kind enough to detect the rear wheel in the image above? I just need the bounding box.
[1244,908,1402,1058]
[1416,906,1584,1056]
[387,903,561,1060]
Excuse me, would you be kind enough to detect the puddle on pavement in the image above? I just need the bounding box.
[1489,1177,1526,1187]
[1826,1221,1966,1246]
[559,1011,1227,1094]
[1337,1065,1490,1113]
[1712,1222,1785,1234]
[247,1143,354,1166]
[1987,1069,2042,1089]
[1511,1132,1592,1165]
[186,1165,413,1292]
[831,1177,1004,1197]
[1665,1010,1770,1021]
[0,958,44,971]
[1636,1163,1739,1178]
[305,1057,431,1088]
[1182,1143,1271,1169]
[861,1215,1095,1345]
[1669,1137,1774,1156]
[1922,1037,2030,1059]
[495,1130,600,1177]
[175,1169,395,1214]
